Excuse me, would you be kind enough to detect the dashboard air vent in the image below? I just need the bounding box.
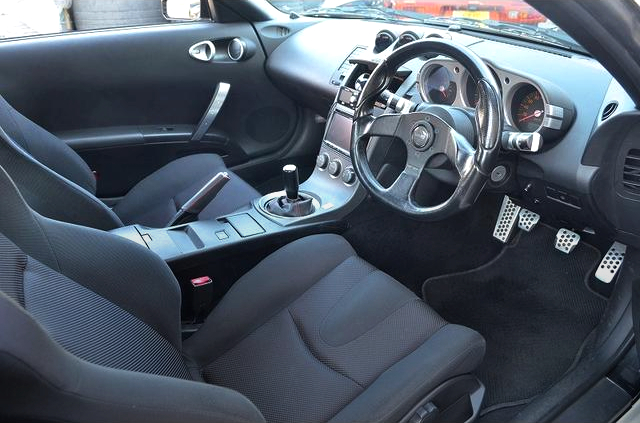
[260,25,291,39]
[623,149,640,194]
[601,101,618,121]
[276,26,291,37]
[427,32,452,40]
[330,46,366,86]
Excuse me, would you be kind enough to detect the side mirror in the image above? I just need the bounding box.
[161,0,202,21]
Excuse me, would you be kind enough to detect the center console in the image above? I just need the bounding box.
[110,82,367,264]
[255,85,365,225]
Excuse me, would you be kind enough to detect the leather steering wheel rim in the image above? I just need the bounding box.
[350,39,503,220]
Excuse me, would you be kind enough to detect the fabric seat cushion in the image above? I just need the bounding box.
[113,153,260,227]
[184,234,486,423]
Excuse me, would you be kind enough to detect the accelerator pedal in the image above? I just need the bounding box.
[595,242,627,283]
[493,196,521,243]
[555,228,580,254]
[518,209,540,232]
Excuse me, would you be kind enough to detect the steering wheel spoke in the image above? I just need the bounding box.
[442,126,476,177]
[387,163,422,202]
[363,113,405,139]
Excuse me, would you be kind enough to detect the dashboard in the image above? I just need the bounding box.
[264,17,638,241]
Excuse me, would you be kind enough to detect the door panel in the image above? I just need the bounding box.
[0,22,299,197]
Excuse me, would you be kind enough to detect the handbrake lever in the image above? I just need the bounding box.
[167,172,230,227]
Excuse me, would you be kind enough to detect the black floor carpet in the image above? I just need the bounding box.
[343,194,504,295]
[477,403,526,423]
[423,225,607,412]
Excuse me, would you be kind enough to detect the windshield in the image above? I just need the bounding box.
[267,0,583,53]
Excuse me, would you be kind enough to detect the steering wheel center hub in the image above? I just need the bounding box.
[411,123,434,150]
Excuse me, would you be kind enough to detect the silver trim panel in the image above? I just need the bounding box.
[228,38,246,61]
[188,41,215,62]
[191,82,230,141]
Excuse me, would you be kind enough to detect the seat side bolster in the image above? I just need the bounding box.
[36,213,185,350]
[0,129,123,230]
[0,293,265,423]
[0,165,182,349]
[0,95,97,194]
[329,324,486,423]
[184,233,358,364]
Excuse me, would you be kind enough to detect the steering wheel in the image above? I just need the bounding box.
[351,39,503,220]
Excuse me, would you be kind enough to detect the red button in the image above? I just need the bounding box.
[191,276,212,287]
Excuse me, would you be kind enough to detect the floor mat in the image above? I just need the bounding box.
[343,194,504,295]
[477,403,527,423]
[422,225,607,410]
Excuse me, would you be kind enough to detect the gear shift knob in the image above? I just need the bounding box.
[283,164,299,200]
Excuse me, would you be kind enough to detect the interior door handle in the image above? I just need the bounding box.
[189,41,215,62]
[191,82,231,141]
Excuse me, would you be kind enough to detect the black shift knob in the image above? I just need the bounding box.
[283,164,299,200]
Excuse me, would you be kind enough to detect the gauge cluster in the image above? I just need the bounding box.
[415,58,574,141]
[510,84,545,132]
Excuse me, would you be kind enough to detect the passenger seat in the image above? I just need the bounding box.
[0,94,259,230]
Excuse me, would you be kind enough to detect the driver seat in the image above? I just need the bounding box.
[0,165,486,423]
[0,94,259,230]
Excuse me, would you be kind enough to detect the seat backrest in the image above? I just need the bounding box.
[0,165,264,423]
[0,94,123,230]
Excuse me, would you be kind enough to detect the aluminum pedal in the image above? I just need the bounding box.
[518,208,540,232]
[493,196,521,243]
[555,228,580,254]
[595,242,627,283]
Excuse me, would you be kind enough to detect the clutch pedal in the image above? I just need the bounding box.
[555,228,580,254]
[595,242,626,283]
[518,208,540,232]
[493,196,521,243]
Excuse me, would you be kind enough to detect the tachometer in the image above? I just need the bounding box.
[464,67,500,107]
[465,75,480,107]
[511,84,545,132]
[423,65,457,105]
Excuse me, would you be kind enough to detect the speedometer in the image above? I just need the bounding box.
[422,65,457,105]
[511,84,545,132]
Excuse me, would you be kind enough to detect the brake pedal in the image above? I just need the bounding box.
[555,228,580,254]
[493,196,521,243]
[518,208,540,232]
[595,242,626,283]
